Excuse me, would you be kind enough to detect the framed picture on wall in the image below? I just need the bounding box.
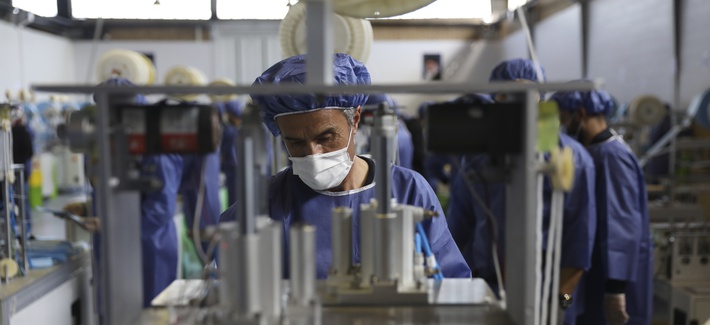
[423,54,442,81]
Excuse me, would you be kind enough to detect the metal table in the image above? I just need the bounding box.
[0,251,93,325]
[141,278,513,324]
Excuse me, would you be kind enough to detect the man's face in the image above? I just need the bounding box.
[276,108,360,158]
[426,60,439,73]
[559,110,574,131]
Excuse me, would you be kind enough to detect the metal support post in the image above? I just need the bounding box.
[331,207,352,276]
[304,0,333,85]
[290,223,316,306]
[505,91,539,325]
[95,93,143,325]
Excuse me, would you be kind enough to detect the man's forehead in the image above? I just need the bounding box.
[277,109,348,135]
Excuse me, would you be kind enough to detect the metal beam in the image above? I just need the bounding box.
[33,80,601,96]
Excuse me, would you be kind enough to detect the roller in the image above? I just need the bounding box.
[163,65,208,101]
[96,49,155,85]
[208,78,237,103]
[279,1,374,63]
[628,95,666,126]
[0,258,19,280]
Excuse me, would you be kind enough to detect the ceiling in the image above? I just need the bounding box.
[0,0,575,41]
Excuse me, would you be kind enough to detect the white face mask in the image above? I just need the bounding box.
[288,127,354,191]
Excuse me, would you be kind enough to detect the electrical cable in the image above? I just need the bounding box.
[540,183,557,325]
[516,6,545,84]
[549,190,565,325]
[533,158,545,325]
[191,156,210,266]
[416,222,443,280]
[449,157,506,308]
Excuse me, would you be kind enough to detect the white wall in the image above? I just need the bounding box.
[534,4,583,81]
[0,20,76,101]
[587,0,675,105]
[679,0,710,109]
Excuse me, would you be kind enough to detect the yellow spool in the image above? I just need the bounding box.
[0,258,19,279]
[208,78,237,103]
[164,66,207,101]
[550,147,575,192]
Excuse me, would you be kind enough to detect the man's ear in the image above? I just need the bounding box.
[353,106,361,131]
[577,107,588,120]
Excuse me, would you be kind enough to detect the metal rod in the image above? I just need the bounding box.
[373,214,399,282]
[331,207,352,276]
[373,107,395,215]
[2,130,12,261]
[234,235,262,316]
[304,0,333,86]
[236,134,255,234]
[505,91,539,325]
[260,223,283,317]
[359,207,375,287]
[14,166,28,272]
[290,223,316,306]
[32,81,601,96]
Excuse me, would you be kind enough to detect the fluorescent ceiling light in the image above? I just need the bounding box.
[71,0,211,20]
[217,0,292,20]
[376,0,492,20]
[508,0,528,11]
[12,0,57,17]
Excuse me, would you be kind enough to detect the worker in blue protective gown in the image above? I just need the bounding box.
[416,101,460,194]
[446,59,597,324]
[216,100,243,206]
[73,78,184,308]
[552,87,653,325]
[363,93,415,170]
[220,53,471,279]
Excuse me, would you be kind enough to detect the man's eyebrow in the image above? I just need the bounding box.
[283,135,304,141]
[283,126,339,141]
[315,127,338,138]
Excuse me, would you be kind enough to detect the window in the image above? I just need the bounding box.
[217,0,292,20]
[71,0,211,20]
[12,0,58,17]
[508,0,529,11]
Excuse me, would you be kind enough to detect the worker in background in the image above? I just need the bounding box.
[179,110,222,256]
[552,87,653,325]
[402,101,431,176]
[220,53,471,279]
[363,93,415,170]
[415,101,459,195]
[446,59,597,324]
[11,106,34,236]
[63,78,183,308]
[216,100,243,206]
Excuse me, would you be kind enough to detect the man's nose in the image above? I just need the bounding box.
[304,142,324,156]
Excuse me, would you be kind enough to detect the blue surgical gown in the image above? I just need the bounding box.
[219,123,274,206]
[220,160,471,279]
[180,153,222,252]
[423,154,460,193]
[576,135,653,325]
[93,154,183,308]
[447,133,597,324]
[397,120,415,170]
[220,124,238,206]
